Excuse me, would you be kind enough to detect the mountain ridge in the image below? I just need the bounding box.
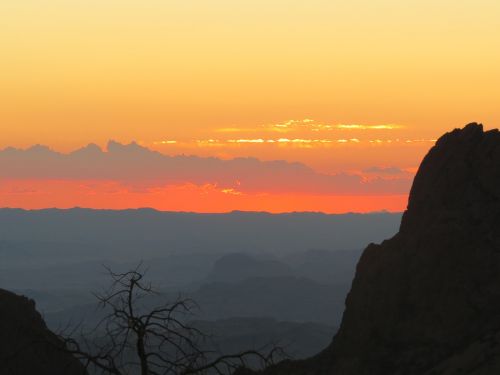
[0,289,85,375]
[247,123,500,374]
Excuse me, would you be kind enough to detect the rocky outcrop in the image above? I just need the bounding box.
[0,288,86,375]
[250,123,500,374]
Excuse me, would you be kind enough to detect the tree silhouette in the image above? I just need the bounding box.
[60,265,281,375]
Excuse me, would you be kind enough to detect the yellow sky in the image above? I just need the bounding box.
[1,0,499,166]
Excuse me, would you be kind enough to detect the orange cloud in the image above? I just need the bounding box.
[0,140,418,212]
[0,141,413,196]
[336,124,402,130]
[214,119,403,136]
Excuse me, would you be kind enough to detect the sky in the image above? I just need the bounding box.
[1,1,499,212]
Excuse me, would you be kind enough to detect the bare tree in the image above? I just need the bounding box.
[60,264,282,375]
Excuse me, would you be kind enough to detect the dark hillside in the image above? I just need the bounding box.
[252,124,500,374]
[0,289,85,375]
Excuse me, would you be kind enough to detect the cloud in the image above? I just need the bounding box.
[153,140,177,145]
[0,141,413,195]
[336,124,402,130]
[363,166,407,175]
[215,119,403,135]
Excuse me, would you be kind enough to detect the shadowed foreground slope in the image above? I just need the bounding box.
[248,123,500,374]
[0,289,85,375]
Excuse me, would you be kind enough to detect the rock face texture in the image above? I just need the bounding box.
[251,123,500,374]
[0,288,86,375]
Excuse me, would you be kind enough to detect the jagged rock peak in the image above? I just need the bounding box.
[328,123,500,374]
[248,123,500,375]
[401,122,500,233]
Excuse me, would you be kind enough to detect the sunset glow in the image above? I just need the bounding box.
[0,180,408,213]
[1,1,499,212]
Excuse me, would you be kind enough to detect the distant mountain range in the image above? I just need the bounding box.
[0,209,401,264]
[0,209,400,291]
[40,247,361,328]
[0,175,405,374]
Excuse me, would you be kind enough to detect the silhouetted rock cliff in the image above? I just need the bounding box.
[249,123,500,374]
[0,289,85,375]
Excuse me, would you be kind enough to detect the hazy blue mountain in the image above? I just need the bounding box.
[191,277,348,324]
[206,253,294,283]
[0,209,401,268]
[0,209,399,293]
[1,254,222,291]
[192,317,335,360]
[203,249,363,287]
[43,275,348,330]
[282,249,363,285]
[0,208,399,371]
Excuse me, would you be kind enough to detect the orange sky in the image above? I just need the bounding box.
[0,179,408,213]
[0,1,499,212]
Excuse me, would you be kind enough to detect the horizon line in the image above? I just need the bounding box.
[0,206,404,215]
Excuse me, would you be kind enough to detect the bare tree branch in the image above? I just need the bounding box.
[59,264,283,375]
